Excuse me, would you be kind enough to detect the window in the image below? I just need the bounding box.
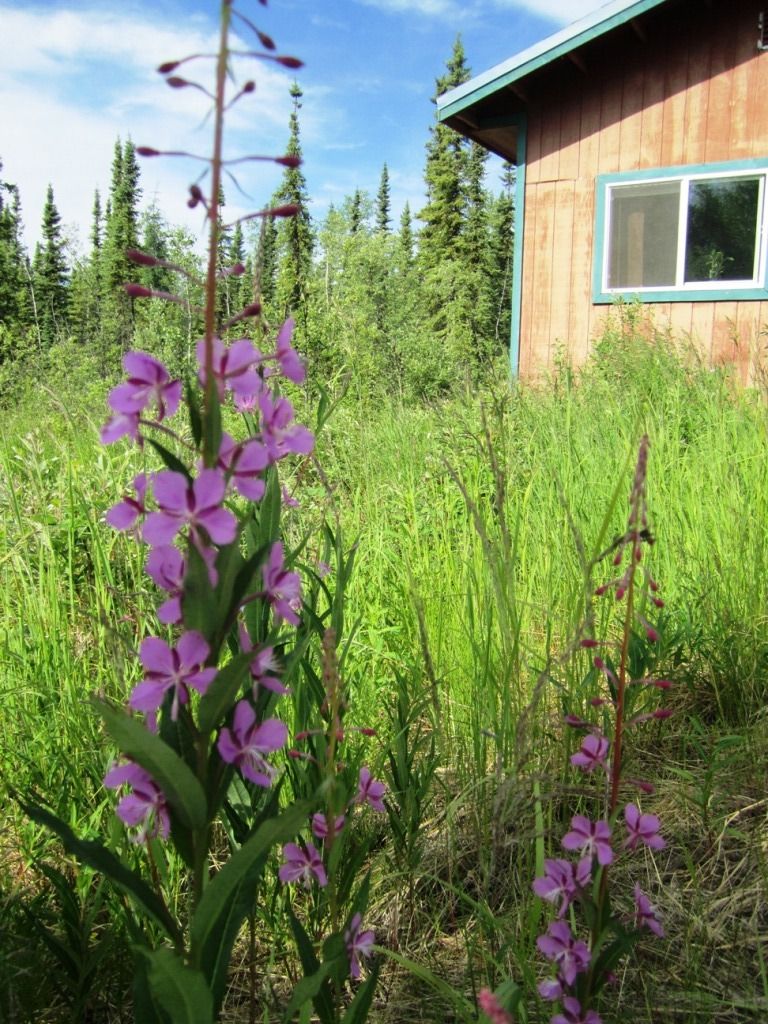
[594,161,768,302]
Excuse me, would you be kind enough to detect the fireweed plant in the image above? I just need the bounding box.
[19,4,385,1022]
[479,435,670,1024]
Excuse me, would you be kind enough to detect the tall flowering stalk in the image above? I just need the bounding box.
[19,5,381,1022]
[480,438,670,1024]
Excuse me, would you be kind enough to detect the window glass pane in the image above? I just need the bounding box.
[607,181,680,288]
[684,177,760,282]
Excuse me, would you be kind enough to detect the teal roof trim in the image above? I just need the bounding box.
[437,0,670,122]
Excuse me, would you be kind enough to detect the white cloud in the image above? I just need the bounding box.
[356,0,604,23]
[493,0,605,22]
[0,4,303,251]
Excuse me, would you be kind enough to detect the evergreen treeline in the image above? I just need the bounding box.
[0,39,514,399]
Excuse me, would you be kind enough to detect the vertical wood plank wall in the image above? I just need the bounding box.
[519,0,768,381]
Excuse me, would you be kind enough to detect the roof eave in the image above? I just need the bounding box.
[437,0,670,123]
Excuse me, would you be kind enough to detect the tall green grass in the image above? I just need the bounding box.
[2,329,767,1021]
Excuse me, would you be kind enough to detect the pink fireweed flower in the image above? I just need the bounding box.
[551,996,603,1024]
[623,804,666,851]
[217,700,287,786]
[345,913,374,980]
[258,389,314,463]
[311,812,346,840]
[106,473,148,533]
[100,409,141,445]
[107,351,181,423]
[130,631,217,720]
[237,625,290,695]
[282,484,299,508]
[263,542,301,625]
[532,857,592,916]
[538,978,564,1002]
[570,733,610,772]
[142,469,237,548]
[356,767,387,811]
[278,841,327,887]
[536,920,591,987]
[216,432,268,501]
[633,884,664,937]
[562,815,613,865]
[477,988,514,1024]
[273,317,306,384]
[196,336,262,400]
[103,761,170,842]
[145,545,186,625]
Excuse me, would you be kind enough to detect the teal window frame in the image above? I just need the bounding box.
[593,158,768,303]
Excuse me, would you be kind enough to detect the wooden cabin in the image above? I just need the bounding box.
[437,0,768,381]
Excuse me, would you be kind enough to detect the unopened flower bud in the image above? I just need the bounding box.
[124,283,153,298]
[242,80,256,93]
[136,146,161,157]
[157,60,181,74]
[276,154,302,168]
[580,638,599,649]
[127,248,159,266]
[166,76,191,88]
[276,55,304,69]
[257,30,276,50]
[653,708,672,720]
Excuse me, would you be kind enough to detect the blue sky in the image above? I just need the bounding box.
[0,0,606,252]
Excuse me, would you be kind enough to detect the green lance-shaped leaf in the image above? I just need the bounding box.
[190,800,312,1009]
[147,437,192,481]
[282,921,344,1024]
[198,649,254,734]
[186,377,203,449]
[340,961,381,1024]
[203,374,222,469]
[142,947,213,1024]
[97,702,207,830]
[16,797,182,946]
[182,543,220,643]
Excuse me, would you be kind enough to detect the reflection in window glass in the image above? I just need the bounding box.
[684,177,760,282]
[608,182,680,288]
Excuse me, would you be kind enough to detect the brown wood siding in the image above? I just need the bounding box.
[518,0,768,383]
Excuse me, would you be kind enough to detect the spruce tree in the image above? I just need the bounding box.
[274,83,313,329]
[488,163,515,349]
[102,138,142,350]
[417,36,472,268]
[397,202,414,270]
[0,161,30,334]
[33,184,69,347]
[376,164,391,233]
[349,190,364,235]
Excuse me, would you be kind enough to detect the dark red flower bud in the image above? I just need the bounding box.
[166,76,190,89]
[157,60,181,74]
[126,248,159,267]
[269,203,299,217]
[653,708,673,720]
[276,55,304,69]
[580,638,599,649]
[136,146,161,157]
[188,184,205,209]
[242,80,256,93]
[275,154,302,168]
[257,30,276,50]
[359,727,376,736]
[124,284,153,298]
[651,596,664,608]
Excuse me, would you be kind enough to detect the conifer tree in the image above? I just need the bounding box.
[102,138,142,351]
[376,164,391,233]
[487,162,515,349]
[32,184,69,347]
[69,191,106,347]
[256,209,278,312]
[0,161,30,334]
[397,202,414,270]
[349,189,364,235]
[275,83,313,329]
[418,36,471,268]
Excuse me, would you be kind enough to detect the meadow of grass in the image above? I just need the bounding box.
[1,324,767,1022]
